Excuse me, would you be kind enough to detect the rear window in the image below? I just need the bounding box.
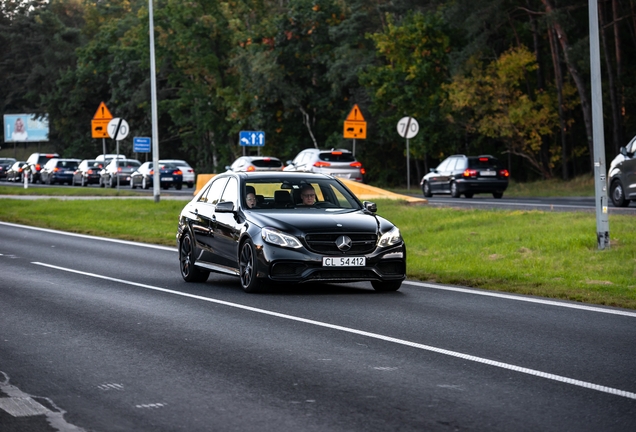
[319,152,355,162]
[468,157,500,169]
[38,155,57,164]
[252,159,283,168]
[59,161,79,169]
[118,160,141,168]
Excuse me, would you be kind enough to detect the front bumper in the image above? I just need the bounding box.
[255,241,406,284]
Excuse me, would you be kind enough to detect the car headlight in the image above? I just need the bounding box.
[262,227,303,249]
[377,226,402,248]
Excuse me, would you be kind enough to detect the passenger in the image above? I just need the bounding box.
[299,184,316,206]
[245,185,257,208]
[246,192,257,208]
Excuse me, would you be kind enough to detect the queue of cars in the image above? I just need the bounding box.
[0,152,197,190]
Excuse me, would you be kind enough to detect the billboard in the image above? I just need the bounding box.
[3,113,49,142]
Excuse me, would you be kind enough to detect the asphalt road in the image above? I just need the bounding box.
[4,179,636,213]
[1,222,635,431]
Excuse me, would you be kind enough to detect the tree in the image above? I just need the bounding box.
[446,46,566,179]
[361,11,455,183]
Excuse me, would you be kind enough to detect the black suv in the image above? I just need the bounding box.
[420,155,509,199]
[608,134,636,207]
[25,152,60,183]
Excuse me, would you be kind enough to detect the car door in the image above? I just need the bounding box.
[190,176,229,264]
[429,158,451,193]
[210,177,243,270]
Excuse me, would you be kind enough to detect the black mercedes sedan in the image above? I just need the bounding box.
[177,172,406,293]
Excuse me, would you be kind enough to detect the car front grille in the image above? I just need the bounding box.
[304,233,377,255]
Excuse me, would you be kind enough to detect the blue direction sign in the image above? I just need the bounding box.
[239,131,265,147]
[133,136,151,153]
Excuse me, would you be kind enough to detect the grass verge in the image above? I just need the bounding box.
[0,194,634,309]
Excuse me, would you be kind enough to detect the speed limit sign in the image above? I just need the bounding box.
[108,118,130,140]
[396,116,419,139]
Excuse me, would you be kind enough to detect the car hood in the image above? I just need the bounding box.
[246,209,382,235]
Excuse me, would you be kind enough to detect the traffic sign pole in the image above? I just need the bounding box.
[396,116,419,191]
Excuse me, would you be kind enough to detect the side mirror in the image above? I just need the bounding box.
[363,201,377,213]
[429,168,436,173]
[224,165,231,171]
[215,201,235,213]
[286,160,294,165]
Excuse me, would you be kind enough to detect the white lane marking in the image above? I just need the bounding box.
[31,262,636,401]
[97,383,124,391]
[3,221,633,316]
[0,221,175,252]
[404,281,636,318]
[135,403,167,409]
[0,372,86,431]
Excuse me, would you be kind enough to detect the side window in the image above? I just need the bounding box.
[220,178,238,205]
[199,177,229,204]
[436,158,451,172]
[454,158,467,171]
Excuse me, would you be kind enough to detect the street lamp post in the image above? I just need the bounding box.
[149,0,160,203]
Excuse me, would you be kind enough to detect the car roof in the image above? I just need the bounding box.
[233,171,333,181]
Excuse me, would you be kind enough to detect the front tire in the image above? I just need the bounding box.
[611,180,630,207]
[422,181,432,197]
[239,240,263,293]
[179,232,209,282]
[493,192,503,199]
[371,280,402,292]
[450,181,460,198]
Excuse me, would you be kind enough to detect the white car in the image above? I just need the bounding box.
[159,159,196,188]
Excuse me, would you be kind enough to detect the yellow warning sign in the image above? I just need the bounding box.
[344,121,367,139]
[93,102,113,120]
[91,120,110,138]
[345,104,365,122]
[344,104,367,139]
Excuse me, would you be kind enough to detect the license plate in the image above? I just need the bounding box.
[480,171,496,176]
[333,173,350,178]
[322,256,366,267]
[161,177,172,181]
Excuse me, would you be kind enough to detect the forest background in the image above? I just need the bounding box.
[1,0,635,187]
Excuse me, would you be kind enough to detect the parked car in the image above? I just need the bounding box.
[25,152,60,183]
[130,161,183,190]
[5,161,28,182]
[608,134,636,207]
[159,159,196,188]
[420,155,509,199]
[72,159,104,186]
[40,158,81,185]
[0,157,17,180]
[226,156,284,173]
[176,171,406,293]
[283,148,365,182]
[99,158,141,188]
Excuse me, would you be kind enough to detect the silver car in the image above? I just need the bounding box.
[608,134,636,207]
[283,148,365,182]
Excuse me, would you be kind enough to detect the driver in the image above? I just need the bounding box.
[299,184,316,206]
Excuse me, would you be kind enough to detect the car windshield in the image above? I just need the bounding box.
[242,178,361,211]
